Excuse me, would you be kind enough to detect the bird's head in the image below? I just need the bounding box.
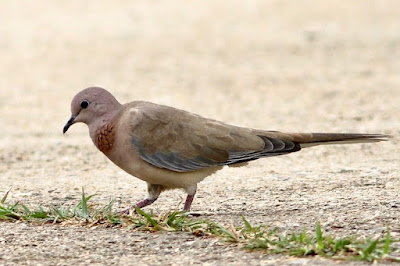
[63,87,121,134]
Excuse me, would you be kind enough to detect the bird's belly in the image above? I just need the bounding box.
[106,146,221,189]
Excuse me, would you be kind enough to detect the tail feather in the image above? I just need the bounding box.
[294,133,391,148]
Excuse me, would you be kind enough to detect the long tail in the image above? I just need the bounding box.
[288,133,391,148]
[223,131,390,166]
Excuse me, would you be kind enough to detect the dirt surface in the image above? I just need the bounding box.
[0,1,399,265]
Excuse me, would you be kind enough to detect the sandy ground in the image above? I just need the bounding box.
[0,1,399,265]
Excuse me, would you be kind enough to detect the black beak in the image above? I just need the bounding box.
[63,116,76,134]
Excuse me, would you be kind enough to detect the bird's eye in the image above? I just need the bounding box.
[80,100,89,109]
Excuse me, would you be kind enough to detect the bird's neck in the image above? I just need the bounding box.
[89,109,120,154]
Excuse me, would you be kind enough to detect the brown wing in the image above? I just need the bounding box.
[127,102,300,172]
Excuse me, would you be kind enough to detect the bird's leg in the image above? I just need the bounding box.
[183,195,195,211]
[120,183,162,214]
[183,185,197,211]
[134,198,157,208]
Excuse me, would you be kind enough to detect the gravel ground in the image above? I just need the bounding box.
[0,1,399,265]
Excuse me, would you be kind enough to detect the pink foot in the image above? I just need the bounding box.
[120,198,156,214]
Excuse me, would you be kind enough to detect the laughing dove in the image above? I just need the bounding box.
[63,87,389,212]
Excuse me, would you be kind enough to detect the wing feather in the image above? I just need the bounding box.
[127,102,301,172]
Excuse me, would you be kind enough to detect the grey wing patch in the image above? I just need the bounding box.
[225,136,301,165]
[131,135,301,172]
[131,137,221,172]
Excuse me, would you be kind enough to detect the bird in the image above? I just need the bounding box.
[63,87,390,212]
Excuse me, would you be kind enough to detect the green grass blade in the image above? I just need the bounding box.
[299,229,307,244]
[166,211,179,226]
[384,226,390,255]
[0,205,20,220]
[359,239,378,261]
[77,188,96,220]
[334,238,350,253]
[316,222,324,251]
[135,207,158,227]
[364,239,378,255]
[30,208,49,219]
[20,203,31,215]
[53,205,71,219]
[1,190,10,204]
[81,188,89,219]
[242,216,253,232]
[214,224,238,242]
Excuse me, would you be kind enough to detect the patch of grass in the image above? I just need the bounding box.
[242,221,398,262]
[0,190,399,262]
